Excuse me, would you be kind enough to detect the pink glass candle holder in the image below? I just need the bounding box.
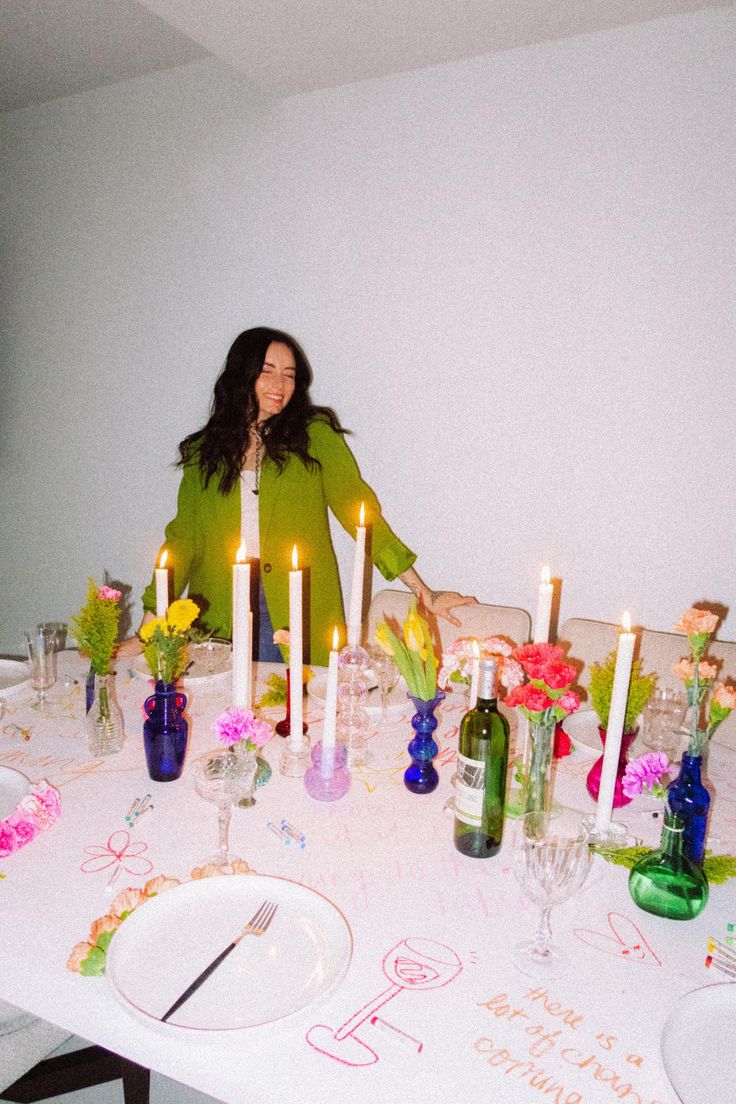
[304,741,350,801]
[586,727,637,808]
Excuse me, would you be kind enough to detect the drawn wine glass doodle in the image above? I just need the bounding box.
[80,830,153,878]
[306,937,462,1066]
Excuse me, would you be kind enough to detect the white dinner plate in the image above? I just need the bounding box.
[106,873,352,1032]
[130,651,232,687]
[0,765,30,819]
[0,659,30,699]
[307,670,409,717]
[661,983,736,1103]
[561,709,603,752]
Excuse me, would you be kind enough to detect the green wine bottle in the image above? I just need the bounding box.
[453,658,510,858]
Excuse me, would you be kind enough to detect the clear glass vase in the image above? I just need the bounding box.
[86,673,124,757]
[524,718,556,816]
[628,809,708,920]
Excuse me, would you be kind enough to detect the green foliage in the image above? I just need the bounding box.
[257,673,288,708]
[70,579,121,676]
[589,652,656,731]
[592,844,736,884]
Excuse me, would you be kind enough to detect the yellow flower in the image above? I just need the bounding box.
[139,617,165,643]
[167,599,199,633]
[375,622,396,657]
[404,605,428,660]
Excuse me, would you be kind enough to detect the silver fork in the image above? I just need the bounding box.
[161,899,278,1022]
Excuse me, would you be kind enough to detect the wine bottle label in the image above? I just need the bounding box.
[454,752,485,827]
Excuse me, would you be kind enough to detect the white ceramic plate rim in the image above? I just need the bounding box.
[0,658,31,699]
[0,765,30,819]
[661,983,736,1104]
[106,873,353,1035]
[561,708,602,751]
[307,670,409,716]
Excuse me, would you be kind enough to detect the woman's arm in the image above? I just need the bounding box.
[399,567,477,628]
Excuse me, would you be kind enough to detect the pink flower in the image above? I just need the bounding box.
[621,753,670,799]
[674,608,719,636]
[712,683,736,711]
[213,707,271,749]
[514,643,564,679]
[538,661,577,690]
[272,629,290,645]
[557,689,581,716]
[0,821,19,857]
[499,657,524,692]
[6,811,39,848]
[97,585,122,601]
[30,781,62,820]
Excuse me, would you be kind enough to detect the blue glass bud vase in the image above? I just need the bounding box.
[666,754,710,867]
[404,691,445,794]
[143,682,189,782]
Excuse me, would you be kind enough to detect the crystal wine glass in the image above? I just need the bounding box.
[512,809,591,978]
[191,748,256,868]
[366,644,400,725]
[25,627,58,710]
[189,638,231,681]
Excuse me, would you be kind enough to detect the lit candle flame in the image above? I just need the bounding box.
[159,549,168,569]
[359,502,365,527]
[332,625,339,651]
[622,611,632,633]
[472,638,480,659]
[236,541,247,563]
[541,565,550,586]
[291,544,299,571]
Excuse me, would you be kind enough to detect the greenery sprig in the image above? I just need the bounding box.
[589,652,655,732]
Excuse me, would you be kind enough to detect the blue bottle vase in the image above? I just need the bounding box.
[143,681,189,782]
[404,691,445,794]
[666,754,710,867]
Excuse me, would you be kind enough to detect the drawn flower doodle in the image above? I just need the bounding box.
[80,830,153,876]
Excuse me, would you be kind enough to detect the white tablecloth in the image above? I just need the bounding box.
[1,651,734,1104]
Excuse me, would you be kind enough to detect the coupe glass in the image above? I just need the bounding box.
[512,810,591,978]
[366,644,400,725]
[188,638,231,680]
[25,627,58,709]
[191,748,256,867]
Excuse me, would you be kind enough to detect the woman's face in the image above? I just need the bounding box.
[254,341,297,422]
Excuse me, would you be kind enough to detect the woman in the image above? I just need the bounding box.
[137,327,473,665]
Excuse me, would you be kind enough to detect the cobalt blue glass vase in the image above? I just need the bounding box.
[404,691,445,794]
[666,753,710,867]
[143,682,189,782]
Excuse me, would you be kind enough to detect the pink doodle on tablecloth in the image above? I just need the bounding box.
[80,829,153,876]
[573,911,662,966]
[306,937,462,1067]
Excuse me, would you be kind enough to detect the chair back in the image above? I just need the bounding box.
[366,589,531,655]
[558,617,736,750]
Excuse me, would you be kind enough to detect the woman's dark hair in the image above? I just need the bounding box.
[179,326,346,493]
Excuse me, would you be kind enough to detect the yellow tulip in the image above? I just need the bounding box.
[375,622,396,657]
[404,606,427,658]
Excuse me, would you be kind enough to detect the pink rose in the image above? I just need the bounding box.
[538,661,577,691]
[674,608,719,636]
[6,811,39,847]
[713,683,736,711]
[97,585,122,601]
[557,689,581,715]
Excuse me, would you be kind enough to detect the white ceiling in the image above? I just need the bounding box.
[1,0,733,112]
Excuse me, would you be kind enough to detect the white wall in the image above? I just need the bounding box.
[1,7,735,654]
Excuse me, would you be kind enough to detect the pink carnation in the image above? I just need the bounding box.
[621,753,670,799]
[499,657,524,692]
[97,585,121,601]
[0,821,19,857]
[213,706,272,749]
[538,661,577,691]
[674,607,719,636]
[505,683,554,714]
[557,689,581,716]
[514,643,564,679]
[6,811,39,848]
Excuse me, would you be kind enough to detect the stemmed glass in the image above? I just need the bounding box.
[512,809,592,978]
[191,748,256,868]
[25,627,58,710]
[366,644,400,725]
[188,638,231,681]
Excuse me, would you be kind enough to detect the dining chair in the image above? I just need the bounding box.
[365,589,532,655]
[558,617,736,750]
[0,1000,149,1104]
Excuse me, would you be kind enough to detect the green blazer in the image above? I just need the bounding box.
[142,418,416,665]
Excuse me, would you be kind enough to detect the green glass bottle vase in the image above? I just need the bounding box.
[628,809,708,921]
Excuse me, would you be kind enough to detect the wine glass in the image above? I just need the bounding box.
[191,749,256,867]
[366,644,400,725]
[642,687,688,758]
[512,809,591,978]
[25,627,58,710]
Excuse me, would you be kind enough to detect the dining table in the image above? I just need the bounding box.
[0,649,734,1104]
